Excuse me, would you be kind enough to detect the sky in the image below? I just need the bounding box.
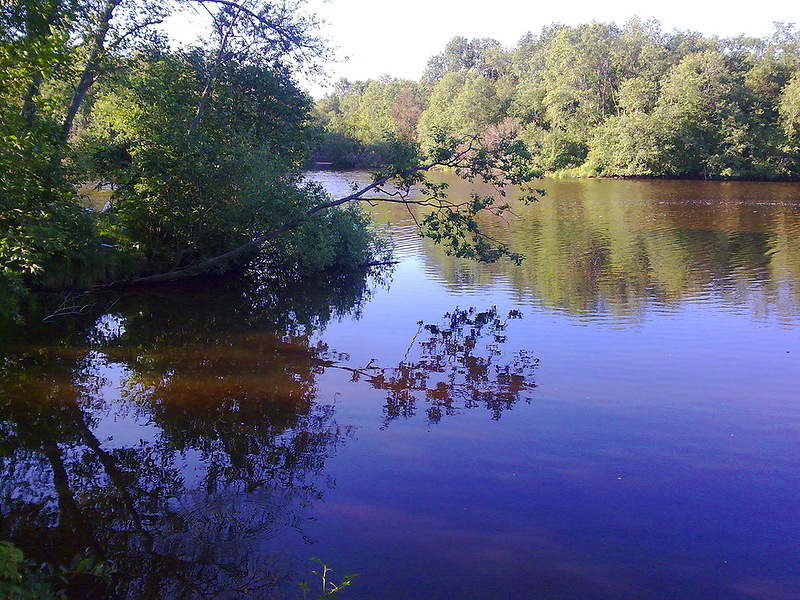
[296,0,798,97]
[162,0,798,97]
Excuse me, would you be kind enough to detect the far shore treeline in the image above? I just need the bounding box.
[312,20,800,179]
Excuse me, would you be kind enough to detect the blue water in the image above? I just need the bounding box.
[2,174,799,599]
[296,173,800,599]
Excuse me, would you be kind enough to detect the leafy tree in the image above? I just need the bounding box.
[780,73,800,143]
[586,111,660,176]
[391,82,425,141]
[2,0,384,322]
[369,20,800,179]
[509,23,634,172]
[417,69,510,147]
[422,36,508,83]
[0,0,97,316]
[77,46,349,276]
[646,50,736,176]
[312,78,425,166]
[8,11,800,323]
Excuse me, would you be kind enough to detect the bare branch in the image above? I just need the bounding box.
[107,16,166,51]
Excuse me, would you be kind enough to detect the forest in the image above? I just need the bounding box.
[2,0,800,324]
[2,4,800,598]
[313,20,800,179]
[0,0,539,324]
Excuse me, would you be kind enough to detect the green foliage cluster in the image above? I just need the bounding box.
[0,0,100,318]
[299,559,357,599]
[313,20,800,179]
[310,78,425,167]
[260,182,390,275]
[2,0,545,325]
[79,46,322,274]
[0,540,115,600]
[0,0,388,323]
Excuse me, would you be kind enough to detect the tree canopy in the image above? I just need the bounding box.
[8,10,799,324]
[313,20,800,179]
[0,0,541,323]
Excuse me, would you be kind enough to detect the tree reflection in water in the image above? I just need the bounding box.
[0,271,538,599]
[338,307,538,425]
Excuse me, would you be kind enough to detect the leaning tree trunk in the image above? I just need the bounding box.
[120,168,415,285]
[62,0,122,140]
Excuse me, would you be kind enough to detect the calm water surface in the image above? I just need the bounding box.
[1,175,799,599]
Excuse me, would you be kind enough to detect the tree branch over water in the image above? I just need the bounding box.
[123,134,544,285]
[1,0,542,323]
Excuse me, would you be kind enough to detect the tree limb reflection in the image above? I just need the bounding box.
[0,271,539,598]
[326,306,539,425]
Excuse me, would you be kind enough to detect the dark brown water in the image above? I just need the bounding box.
[1,175,799,599]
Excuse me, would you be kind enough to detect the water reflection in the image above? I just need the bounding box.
[329,173,800,323]
[0,270,381,598]
[0,292,347,598]
[348,307,538,425]
[3,176,799,600]
[506,181,800,322]
[0,268,539,598]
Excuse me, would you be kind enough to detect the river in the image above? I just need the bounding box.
[1,173,798,599]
